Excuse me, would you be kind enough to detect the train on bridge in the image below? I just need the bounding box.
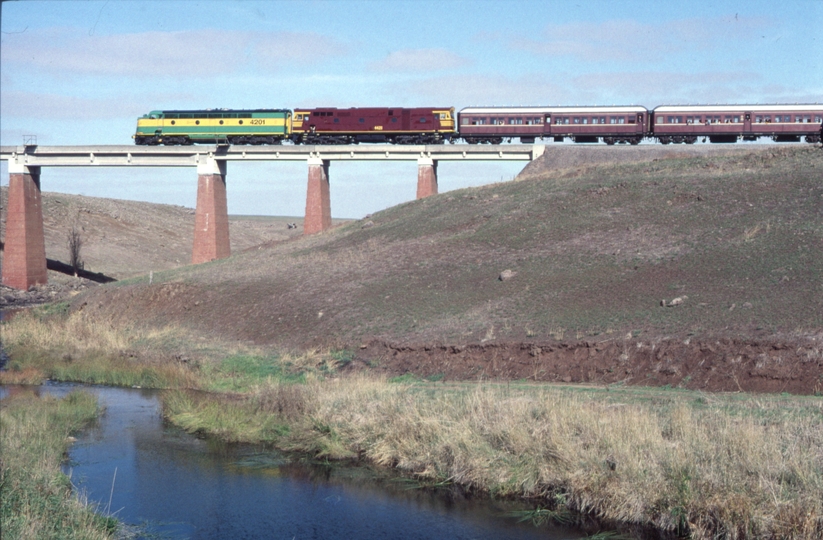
[134,104,823,147]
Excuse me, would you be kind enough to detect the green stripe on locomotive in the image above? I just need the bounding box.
[135,109,292,140]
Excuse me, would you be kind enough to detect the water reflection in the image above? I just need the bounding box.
[2,384,582,540]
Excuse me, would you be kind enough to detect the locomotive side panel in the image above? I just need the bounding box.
[134,109,290,145]
[292,107,455,143]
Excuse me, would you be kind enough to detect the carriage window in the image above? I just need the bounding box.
[755,116,762,123]
[573,117,581,124]
[733,116,740,123]
[804,116,811,123]
[618,117,625,124]
[627,116,635,124]
[582,117,588,124]
[592,117,599,124]
[816,116,822,123]
[686,116,694,124]
[462,117,469,125]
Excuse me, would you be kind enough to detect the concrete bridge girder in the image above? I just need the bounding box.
[1,145,541,290]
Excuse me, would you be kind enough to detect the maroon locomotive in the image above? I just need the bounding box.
[291,107,456,144]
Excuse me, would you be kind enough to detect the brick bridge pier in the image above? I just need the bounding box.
[0,144,543,290]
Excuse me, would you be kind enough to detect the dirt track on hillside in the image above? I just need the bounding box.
[349,336,823,394]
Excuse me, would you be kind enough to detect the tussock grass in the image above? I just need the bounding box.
[163,378,823,539]
[0,390,118,539]
[1,309,200,388]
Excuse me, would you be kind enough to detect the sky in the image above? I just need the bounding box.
[1,0,821,218]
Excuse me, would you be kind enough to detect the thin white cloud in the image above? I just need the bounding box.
[0,27,349,78]
[369,48,470,72]
[510,16,769,62]
[390,74,577,107]
[0,90,191,120]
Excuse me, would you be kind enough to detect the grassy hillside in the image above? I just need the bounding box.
[73,146,822,352]
[0,187,312,280]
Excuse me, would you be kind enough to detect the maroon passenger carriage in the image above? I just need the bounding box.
[458,106,650,144]
[652,104,823,144]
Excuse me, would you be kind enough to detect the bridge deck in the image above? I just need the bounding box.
[0,144,544,167]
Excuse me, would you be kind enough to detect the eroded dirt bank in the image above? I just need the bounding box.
[351,336,823,394]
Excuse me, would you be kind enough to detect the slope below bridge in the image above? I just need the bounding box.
[0,144,544,290]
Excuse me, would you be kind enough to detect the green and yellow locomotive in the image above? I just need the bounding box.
[133,109,291,145]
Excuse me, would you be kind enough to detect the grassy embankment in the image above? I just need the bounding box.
[2,308,822,539]
[64,146,823,348]
[0,390,118,539]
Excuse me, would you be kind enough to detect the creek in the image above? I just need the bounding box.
[1,383,583,539]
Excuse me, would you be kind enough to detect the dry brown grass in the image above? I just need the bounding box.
[1,309,201,388]
[256,377,822,539]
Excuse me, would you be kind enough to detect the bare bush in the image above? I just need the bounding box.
[68,225,84,273]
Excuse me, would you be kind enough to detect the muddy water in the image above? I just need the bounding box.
[1,383,582,539]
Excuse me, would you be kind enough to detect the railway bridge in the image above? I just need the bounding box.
[0,144,544,290]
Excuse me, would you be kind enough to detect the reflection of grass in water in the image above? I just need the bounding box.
[232,453,289,470]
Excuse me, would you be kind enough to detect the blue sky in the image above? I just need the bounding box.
[1,0,821,217]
